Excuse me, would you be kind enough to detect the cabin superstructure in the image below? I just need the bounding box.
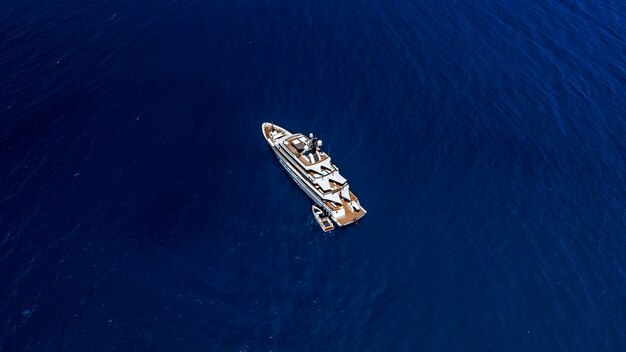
[262,122,366,227]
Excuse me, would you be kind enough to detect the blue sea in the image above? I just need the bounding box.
[1,0,625,350]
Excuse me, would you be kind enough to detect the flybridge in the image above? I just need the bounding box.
[262,122,366,230]
[289,134,326,165]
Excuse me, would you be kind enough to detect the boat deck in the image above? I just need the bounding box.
[334,191,366,226]
[263,123,290,145]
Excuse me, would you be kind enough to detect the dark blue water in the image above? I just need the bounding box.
[1,0,625,350]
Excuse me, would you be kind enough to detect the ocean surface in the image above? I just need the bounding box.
[1,0,625,350]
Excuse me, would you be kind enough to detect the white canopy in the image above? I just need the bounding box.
[329,172,347,185]
[314,177,332,191]
[322,191,342,205]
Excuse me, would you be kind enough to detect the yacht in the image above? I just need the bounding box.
[262,122,366,228]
